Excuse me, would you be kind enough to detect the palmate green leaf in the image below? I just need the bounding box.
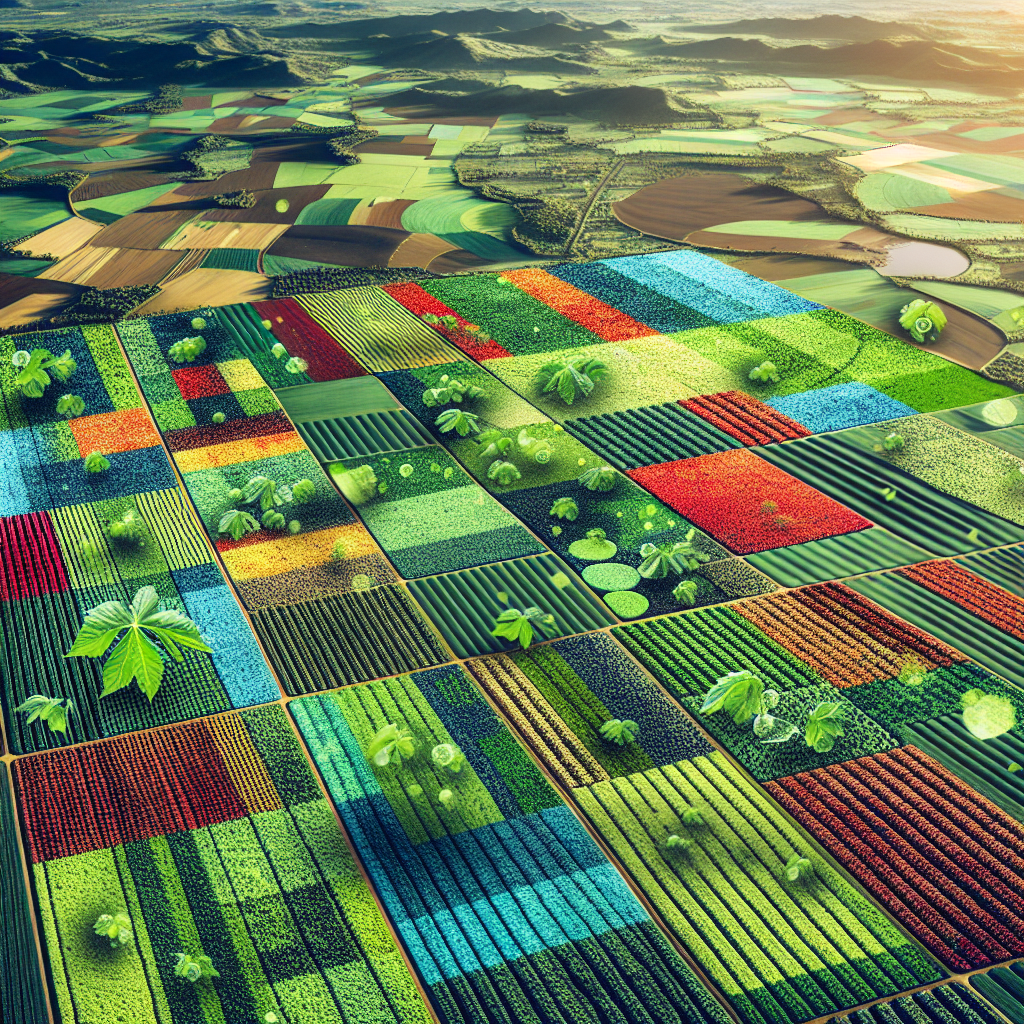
[66,586,211,702]
[700,670,764,724]
[804,701,845,752]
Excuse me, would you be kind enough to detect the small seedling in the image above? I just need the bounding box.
[16,695,74,734]
[336,465,378,505]
[399,463,414,478]
[66,585,211,701]
[271,342,288,359]
[665,834,692,851]
[12,347,76,398]
[578,465,616,491]
[517,429,554,464]
[174,952,220,983]
[211,411,225,424]
[899,299,946,343]
[84,451,110,473]
[288,520,301,534]
[638,531,709,579]
[438,788,456,810]
[784,854,813,882]
[881,432,905,451]
[168,336,206,363]
[422,374,485,407]
[291,479,316,503]
[599,719,638,746]
[491,605,556,649]
[432,743,466,773]
[748,360,779,384]
[262,509,286,530]
[94,913,132,949]
[804,701,845,753]
[477,429,513,460]
[898,655,928,688]
[190,317,207,330]
[56,394,85,418]
[218,509,260,541]
[548,497,579,524]
[536,356,608,405]
[682,807,703,826]
[366,723,415,767]
[488,460,521,486]
[284,357,308,375]
[435,408,480,436]
[109,509,148,546]
[880,486,898,502]
[350,573,374,590]
[672,580,699,606]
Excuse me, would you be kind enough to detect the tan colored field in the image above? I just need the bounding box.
[161,220,289,251]
[89,210,197,249]
[39,246,119,284]
[18,217,103,258]
[388,232,459,269]
[0,292,71,329]
[134,268,271,313]
[80,248,185,289]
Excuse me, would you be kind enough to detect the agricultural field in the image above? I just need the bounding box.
[4,79,1024,1024]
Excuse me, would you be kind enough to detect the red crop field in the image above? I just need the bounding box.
[629,449,871,553]
[899,560,1024,640]
[503,268,658,342]
[15,720,249,862]
[253,297,368,381]
[768,746,1024,971]
[383,281,513,359]
[683,391,811,445]
[0,512,67,602]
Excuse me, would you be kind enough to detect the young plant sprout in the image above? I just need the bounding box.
[477,429,513,460]
[748,360,779,384]
[12,347,76,398]
[287,520,301,534]
[336,465,378,505]
[366,723,415,767]
[174,952,220,983]
[638,531,709,579]
[491,602,556,649]
[578,465,616,491]
[84,451,110,474]
[56,394,85,418]
[218,509,260,541]
[432,743,466,773]
[672,580,699,606]
[536,355,608,405]
[700,669,799,744]
[881,432,905,451]
[109,509,147,546]
[599,719,638,746]
[66,585,211,701]
[665,834,692,851]
[899,299,946,343]
[242,475,292,511]
[517,429,554,463]
[168,336,206,363]
[399,463,414,478]
[488,460,521,486]
[190,317,207,331]
[16,695,74,734]
[549,496,579,520]
[438,788,456,810]
[682,807,703,826]
[271,342,288,359]
[804,702,845,752]
[568,528,617,560]
[284,357,308,375]
[435,408,480,436]
[211,411,226,424]
[421,374,485,407]
[94,913,132,949]
[785,853,813,881]
[262,509,286,530]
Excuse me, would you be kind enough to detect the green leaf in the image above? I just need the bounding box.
[804,701,845,752]
[700,670,764,724]
[102,627,164,699]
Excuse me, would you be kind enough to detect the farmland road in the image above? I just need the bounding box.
[563,158,625,256]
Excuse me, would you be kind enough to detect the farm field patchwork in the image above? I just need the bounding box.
[4,212,1024,1024]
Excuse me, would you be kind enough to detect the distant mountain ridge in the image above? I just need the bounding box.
[676,15,934,41]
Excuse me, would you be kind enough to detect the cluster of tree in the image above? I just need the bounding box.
[525,122,567,134]
[53,285,160,325]
[326,122,379,165]
[0,169,87,192]
[180,135,251,179]
[212,189,257,208]
[116,84,183,116]
[510,195,581,252]
[270,265,436,298]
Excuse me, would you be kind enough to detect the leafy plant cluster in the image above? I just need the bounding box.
[115,84,183,115]
[700,669,846,752]
[537,356,608,406]
[899,299,947,344]
[218,474,315,539]
[11,346,76,398]
[269,264,436,298]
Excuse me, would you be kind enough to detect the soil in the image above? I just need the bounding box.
[267,224,410,266]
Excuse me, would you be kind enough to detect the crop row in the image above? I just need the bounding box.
[296,286,461,372]
[292,666,733,1024]
[767,746,1024,971]
[468,632,712,790]
[898,559,1024,640]
[834,983,1003,1024]
[17,706,432,1024]
[682,392,809,447]
[574,750,940,1024]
